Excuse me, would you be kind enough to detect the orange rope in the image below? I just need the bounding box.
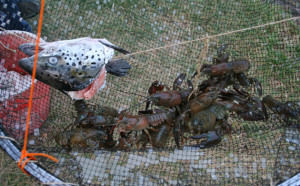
[17,0,58,175]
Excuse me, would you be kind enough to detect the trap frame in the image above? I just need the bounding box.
[0,0,300,185]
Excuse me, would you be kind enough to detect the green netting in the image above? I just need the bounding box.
[1,0,300,185]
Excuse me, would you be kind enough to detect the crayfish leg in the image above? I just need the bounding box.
[249,78,263,97]
[173,116,183,149]
[74,100,88,112]
[144,129,153,147]
[187,79,194,92]
[138,109,154,115]
[136,132,149,149]
[217,44,228,56]
[191,71,198,79]
[145,100,152,111]
[173,108,189,149]
[262,101,269,121]
[173,123,180,148]
[213,44,229,64]
[214,53,229,64]
[235,73,250,87]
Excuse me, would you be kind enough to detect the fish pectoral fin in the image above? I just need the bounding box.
[98,39,130,54]
[106,59,131,77]
[18,43,44,56]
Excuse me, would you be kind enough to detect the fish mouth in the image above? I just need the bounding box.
[18,57,33,74]
[19,43,43,56]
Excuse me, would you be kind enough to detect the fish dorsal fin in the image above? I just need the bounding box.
[98,39,130,54]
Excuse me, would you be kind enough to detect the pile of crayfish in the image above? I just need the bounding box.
[55,45,300,151]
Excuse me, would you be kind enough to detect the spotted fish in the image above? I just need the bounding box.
[18,35,131,100]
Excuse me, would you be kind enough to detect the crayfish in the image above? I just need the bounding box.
[146,73,193,109]
[262,95,300,121]
[199,44,263,96]
[55,43,299,152]
[217,88,268,121]
[55,100,119,150]
[117,108,176,149]
[186,104,231,148]
[55,128,108,151]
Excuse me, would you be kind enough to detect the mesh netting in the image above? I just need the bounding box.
[1,0,300,185]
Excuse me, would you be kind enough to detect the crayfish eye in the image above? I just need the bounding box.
[48,57,58,65]
[192,119,199,127]
[193,119,203,127]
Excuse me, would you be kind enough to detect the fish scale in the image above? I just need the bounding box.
[18,33,131,100]
[41,37,112,69]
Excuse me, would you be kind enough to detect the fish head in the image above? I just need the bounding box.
[18,43,103,91]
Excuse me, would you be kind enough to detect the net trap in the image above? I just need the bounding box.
[0,0,299,185]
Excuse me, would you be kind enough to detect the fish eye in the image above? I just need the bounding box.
[48,57,58,65]
[77,71,85,77]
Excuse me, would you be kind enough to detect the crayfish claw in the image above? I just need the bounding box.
[190,131,221,148]
[200,64,212,74]
[173,73,186,90]
[190,133,208,139]
[148,80,164,95]
[217,44,229,56]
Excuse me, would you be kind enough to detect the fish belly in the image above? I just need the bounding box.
[67,66,106,100]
